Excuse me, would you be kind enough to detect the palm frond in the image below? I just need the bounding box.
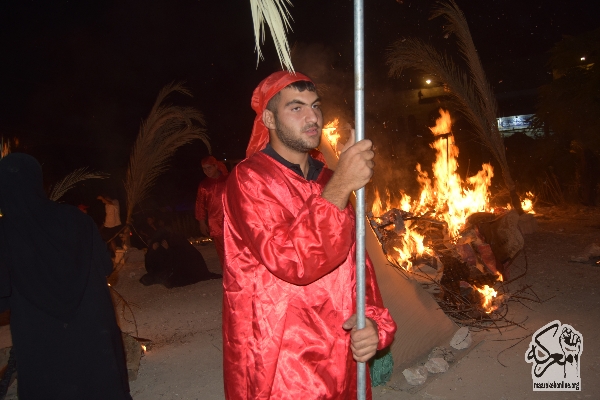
[387,0,516,193]
[250,0,295,72]
[48,167,109,202]
[124,82,209,225]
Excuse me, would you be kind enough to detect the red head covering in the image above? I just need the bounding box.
[246,71,313,158]
[202,156,229,176]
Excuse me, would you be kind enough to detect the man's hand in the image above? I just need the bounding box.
[199,220,209,237]
[322,129,374,210]
[343,314,379,362]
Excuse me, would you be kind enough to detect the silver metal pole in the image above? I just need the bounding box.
[354,0,366,398]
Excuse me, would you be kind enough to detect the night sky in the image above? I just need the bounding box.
[1,0,599,208]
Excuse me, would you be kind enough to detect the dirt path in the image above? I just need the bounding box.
[2,206,599,399]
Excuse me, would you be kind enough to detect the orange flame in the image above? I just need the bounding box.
[322,119,341,155]
[322,111,513,312]
[368,109,495,272]
[429,109,452,136]
[521,191,536,214]
[474,285,498,313]
[1,138,10,158]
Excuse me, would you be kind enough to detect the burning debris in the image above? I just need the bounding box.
[323,109,539,329]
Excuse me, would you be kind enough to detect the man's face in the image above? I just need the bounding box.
[269,88,323,153]
[202,164,219,178]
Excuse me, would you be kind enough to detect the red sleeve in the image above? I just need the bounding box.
[225,168,355,285]
[365,254,397,350]
[195,184,207,222]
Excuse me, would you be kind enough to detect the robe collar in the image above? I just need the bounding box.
[262,143,324,182]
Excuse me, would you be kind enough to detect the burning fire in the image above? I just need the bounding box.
[520,191,536,214]
[475,285,498,313]
[417,109,494,237]
[1,137,11,159]
[322,118,341,156]
[368,109,495,271]
[321,109,514,313]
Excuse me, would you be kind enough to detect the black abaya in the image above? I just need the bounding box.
[0,153,131,399]
[141,228,221,288]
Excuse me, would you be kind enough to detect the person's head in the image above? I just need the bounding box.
[262,80,322,155]
[0,153,46,212]
[201,156,221,179]
[246,71,322,158]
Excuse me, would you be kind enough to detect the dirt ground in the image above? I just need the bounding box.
[1,205,599,399]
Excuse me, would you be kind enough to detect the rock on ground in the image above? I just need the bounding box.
[402,366,428,386]
[450,327,472,350]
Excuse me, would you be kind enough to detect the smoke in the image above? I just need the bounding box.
[291,41,442,204]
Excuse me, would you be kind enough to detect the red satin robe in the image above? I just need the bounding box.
[222,152,397,400]
[195,174,228,266]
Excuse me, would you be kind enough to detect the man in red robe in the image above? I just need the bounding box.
[222,71,397,399]
[195,156,228,268]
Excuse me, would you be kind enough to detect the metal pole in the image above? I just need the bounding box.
[354,0,366,398]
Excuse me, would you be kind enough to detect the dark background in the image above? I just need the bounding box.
[1,0,599,213]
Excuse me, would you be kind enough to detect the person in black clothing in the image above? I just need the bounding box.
[140,223,221,288]
[0,153,132,400]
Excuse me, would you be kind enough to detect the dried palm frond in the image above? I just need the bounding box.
[48,167,109,202]
[387,0,521,210]
[250,0,295,72]
[124,82,209,225]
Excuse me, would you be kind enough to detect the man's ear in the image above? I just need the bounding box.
[263,109,276,130]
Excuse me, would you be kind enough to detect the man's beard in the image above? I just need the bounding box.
[274,118,321,153]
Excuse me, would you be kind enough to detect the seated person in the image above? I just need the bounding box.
[140,224,221,288]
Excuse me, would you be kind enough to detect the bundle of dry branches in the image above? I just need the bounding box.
[387,0,522,211]
[250,0,295,72]
[124,82,209,225]
[48,167,108,202]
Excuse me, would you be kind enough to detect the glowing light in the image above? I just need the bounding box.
[474,285,498,313]
[322,110,515,313]
[581,57,586,61]
[426,79,432,84]
[141,344,147,352]
[322,119,341,156]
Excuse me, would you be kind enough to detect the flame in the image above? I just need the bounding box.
[521,191,536,214]
[371,109,494,262]
[322,110,518,313]
[423,110,493,237]
[322,119,341,155]
[371,187,385,217]
[1,137,10,159]
[474,285,498,313]
[506,191,536,214]
[141,344,147,352]
[429,109,452,136]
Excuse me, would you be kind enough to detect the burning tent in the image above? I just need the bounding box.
[319,109,529,370]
